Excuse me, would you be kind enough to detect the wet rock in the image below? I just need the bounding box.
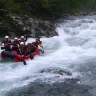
[40,68,72,76]
[6,81,93,96]
[13,16,58,38]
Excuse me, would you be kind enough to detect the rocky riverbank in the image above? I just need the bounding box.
[11,15,58,38]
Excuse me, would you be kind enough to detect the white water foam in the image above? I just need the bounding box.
[1,15,96,95]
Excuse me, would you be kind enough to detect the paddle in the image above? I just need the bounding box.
[29,53,34,60]
[36,37,44,53]
[16,46,27,65]
[27,45,34,60]
[1,49,27,65]
[23,60,26,65]
[1,47,5,50]
[41,46,44,53]
[39,43,44,53]
[14,55,27,65]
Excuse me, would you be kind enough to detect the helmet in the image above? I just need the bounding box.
[21,36,24,38]
[14,37,18,40]
[20,42,24,45]
[5,36,9,38]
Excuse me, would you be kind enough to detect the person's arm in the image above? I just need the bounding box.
[18,47,22,55]
[24,35,27,42]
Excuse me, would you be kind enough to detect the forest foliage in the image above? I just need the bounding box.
[0,0,96,36]
[1,0,96,17]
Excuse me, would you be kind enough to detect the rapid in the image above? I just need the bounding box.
[0,15,96,96]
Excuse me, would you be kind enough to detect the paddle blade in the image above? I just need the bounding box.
[23,60,27,65]
[42,50,44,53]
[30,54,34,60]
[41,46,44,53]
[1,47,5,50]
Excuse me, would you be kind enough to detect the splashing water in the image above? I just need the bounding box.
[1,15,96,96]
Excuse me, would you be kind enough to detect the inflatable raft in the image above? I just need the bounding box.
[1,48,40,62]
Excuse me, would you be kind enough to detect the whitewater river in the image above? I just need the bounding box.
[0,15,96,96]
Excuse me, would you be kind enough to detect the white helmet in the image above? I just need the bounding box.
[14,37,18,40]
[21,36,24,38]
[20,42,24,45]
[5,36,9,38]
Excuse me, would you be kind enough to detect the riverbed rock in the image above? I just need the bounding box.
[40,68,72,76]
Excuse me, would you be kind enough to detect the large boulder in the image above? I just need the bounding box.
[13,15,58,38]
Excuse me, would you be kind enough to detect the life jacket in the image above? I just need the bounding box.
[27,43,36,52]
[3,40,11,47]
[31,43,36,48]
[35,39,42,45]
[12,40,19,47]
[20,39,25,43]
[1,39,11,51]
[27,43,32,51]
[19,45,27,55]
[32,42,38,48]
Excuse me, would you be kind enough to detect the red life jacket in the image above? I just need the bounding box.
[32,42,38,48]
[27,43,36,52]
[19,45,27,55]
[31,44,36,49]
[27,44,32,51]
[12,41,19,47]
[3,40,11,47]
[20,39,25,43]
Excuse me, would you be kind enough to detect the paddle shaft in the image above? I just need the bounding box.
[41,45,44,53]
[14,55,27,65]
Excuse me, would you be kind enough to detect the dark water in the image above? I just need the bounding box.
[5,79,93,96]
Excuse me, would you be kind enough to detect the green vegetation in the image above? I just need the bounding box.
[1,0,96,18]
[0,0,96,36]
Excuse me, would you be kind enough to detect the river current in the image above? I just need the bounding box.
[0,15,96,96]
